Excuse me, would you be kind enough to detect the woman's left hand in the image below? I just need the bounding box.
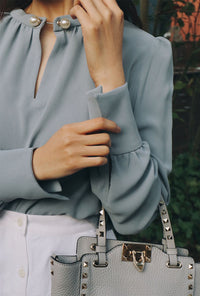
[70,0,126,93]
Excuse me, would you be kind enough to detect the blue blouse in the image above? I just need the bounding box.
[0,8,174,235]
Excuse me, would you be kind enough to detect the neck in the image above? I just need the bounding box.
[24,0,75,22]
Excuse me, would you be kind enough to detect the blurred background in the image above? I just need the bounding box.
[117,0,200,262]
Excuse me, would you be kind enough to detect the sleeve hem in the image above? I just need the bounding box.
[0,147,66,202]
[31,147,62,193]
[29,148,63,193]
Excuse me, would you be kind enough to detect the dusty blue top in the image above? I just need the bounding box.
[0,8,174,235]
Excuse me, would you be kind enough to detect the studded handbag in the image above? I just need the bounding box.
[50,196,200,296]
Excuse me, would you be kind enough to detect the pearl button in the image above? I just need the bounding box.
[18,268,25,278]
[17,218,23,227]
[57,18,71,29]
[29,15,42,27]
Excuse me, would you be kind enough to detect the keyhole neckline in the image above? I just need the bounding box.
[32,29,59,101]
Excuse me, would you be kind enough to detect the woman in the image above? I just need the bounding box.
[0,0,173,295]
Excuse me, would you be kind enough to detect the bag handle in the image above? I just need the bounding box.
[95,196,180,268]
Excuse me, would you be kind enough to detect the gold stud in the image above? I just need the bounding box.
[82,273,88,279]
[189,264,193,269]
[163,218,168,223]
[82,283,87,289]
[99,231,104,237]
[146,245,151,250]
[162,209,166,215]
[167,235,173,240]
[90,243,96,251]
[83,262,88,267]
[51,270,54,275]
[188,274,193,279]
[100,220,104,226]
[188,284,193,290]
[165,227,171,231]
[50,260,54,265]
[99,209,104,215]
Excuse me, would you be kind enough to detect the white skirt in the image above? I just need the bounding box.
[0,209,116,296]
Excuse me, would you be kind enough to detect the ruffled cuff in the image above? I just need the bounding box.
[87,82,142,155]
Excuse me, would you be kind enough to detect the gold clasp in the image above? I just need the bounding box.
[122,243,152,272]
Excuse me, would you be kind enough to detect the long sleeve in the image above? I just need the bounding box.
[0,147,66,208]
[86,36,174,235]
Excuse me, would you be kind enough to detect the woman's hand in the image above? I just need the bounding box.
[69,0,126,93]
[32,118,121,181]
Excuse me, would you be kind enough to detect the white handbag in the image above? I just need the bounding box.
[50,196,200,296]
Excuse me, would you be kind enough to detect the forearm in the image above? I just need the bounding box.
[95,64,126,94]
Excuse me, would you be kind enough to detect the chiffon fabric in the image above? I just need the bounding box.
[0,8,174,235]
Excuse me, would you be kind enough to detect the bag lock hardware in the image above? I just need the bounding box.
[122,243,152,272]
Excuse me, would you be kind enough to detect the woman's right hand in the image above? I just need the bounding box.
[32,117,121,181]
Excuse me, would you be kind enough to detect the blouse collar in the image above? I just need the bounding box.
[7,8,81,32]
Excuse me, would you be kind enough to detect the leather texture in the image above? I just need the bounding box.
[50,239,198,296]
[50,197,200,296]
[51,258,81,296]
[194,263,200,295]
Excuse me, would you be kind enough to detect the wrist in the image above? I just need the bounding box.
[32,147,45,181]
[95,67,126,93]
[100,79,126,93]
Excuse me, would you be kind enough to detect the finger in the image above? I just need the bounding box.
[102,0,123,15]
[74,0,102,20]
[69,3,90,24]
[73,117,121,134]
[80,145,110,156]
[92,0,112,18]
[80,156,108,168]
[82,133,111,147]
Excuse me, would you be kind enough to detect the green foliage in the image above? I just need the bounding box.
[133,0,140,5]
[177,18,185,27]
[169,152,200,258]
[174,80,187,90]
[179,2,195,16]
[172,109,185,122]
